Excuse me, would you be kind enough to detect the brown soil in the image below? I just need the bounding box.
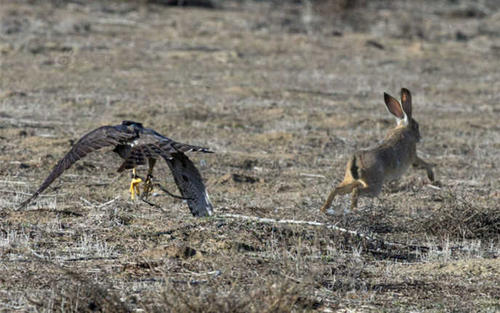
[0,0,499,312]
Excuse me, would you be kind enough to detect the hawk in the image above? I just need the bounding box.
[19,121,214,217]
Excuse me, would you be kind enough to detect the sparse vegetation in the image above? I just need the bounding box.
[1,0,499,312]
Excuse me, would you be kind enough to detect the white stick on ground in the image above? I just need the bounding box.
[217,213,467,254]
[219,213,385,244]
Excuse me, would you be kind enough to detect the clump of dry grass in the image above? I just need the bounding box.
[26,268,131,313]
[418,192,499,240]
[149,280,311,313]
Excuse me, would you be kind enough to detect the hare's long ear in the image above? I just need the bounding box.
[384,92,408,126]
[400,88,412,118]
[384,92,407,123]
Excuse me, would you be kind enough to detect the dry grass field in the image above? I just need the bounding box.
[0,0,499,312]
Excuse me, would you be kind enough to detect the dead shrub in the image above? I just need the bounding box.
[418,192,499,240]
[27,269,131,313]
[148,280,312,313]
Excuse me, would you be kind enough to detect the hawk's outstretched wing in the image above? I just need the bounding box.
[163,152,213,217]
[117,139,212,172]
[19,125,137,208]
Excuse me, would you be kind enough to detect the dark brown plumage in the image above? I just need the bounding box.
[19,121,213,217]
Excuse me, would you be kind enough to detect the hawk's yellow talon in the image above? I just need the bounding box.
[130,177,143,200]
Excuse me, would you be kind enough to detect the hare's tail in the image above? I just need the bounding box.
[349,155,360,180]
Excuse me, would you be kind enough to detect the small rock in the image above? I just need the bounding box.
[218,173,259,184]
[456,31,468,41]
[366,40,384,50]
[241,159,258,170]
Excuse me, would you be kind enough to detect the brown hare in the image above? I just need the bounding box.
[320,88,435,213]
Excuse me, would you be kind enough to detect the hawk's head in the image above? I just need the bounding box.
[122,120,143,128]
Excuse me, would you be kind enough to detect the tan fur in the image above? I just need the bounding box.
[320,88,435,212]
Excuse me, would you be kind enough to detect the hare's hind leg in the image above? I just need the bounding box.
[413,156,435,182]
[350,179,370,210]
[351,187,360,210]
[320,180,365,213]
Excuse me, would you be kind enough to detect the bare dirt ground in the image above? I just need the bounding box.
[0,0,499,312]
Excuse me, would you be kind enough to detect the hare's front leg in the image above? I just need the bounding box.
[413,156,435,182]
